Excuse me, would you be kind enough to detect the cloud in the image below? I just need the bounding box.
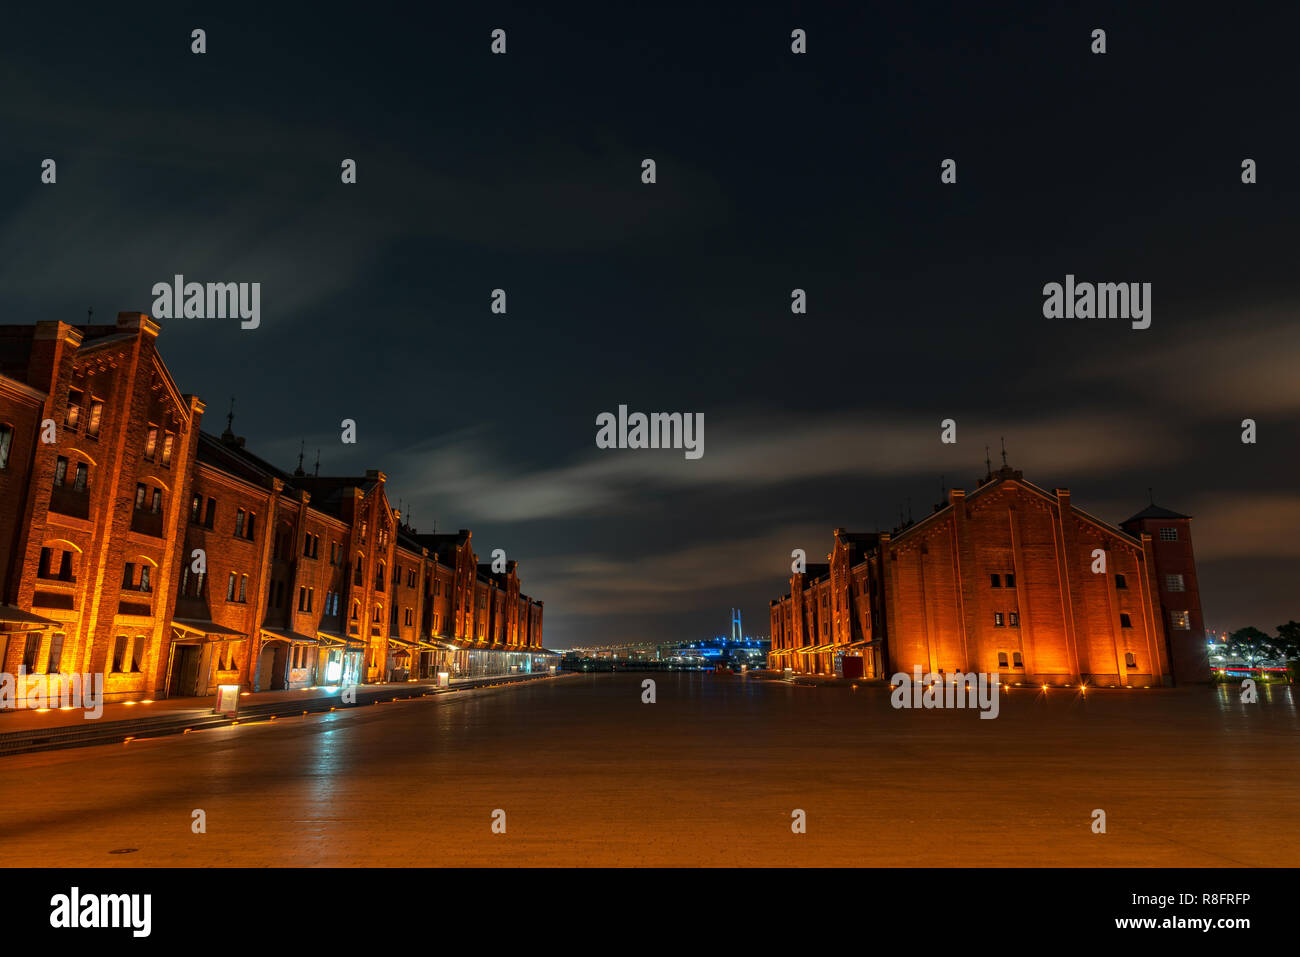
[1063,303,1300,415]
[387,409,1186,523]
[521,523,826,618]
[1185,494,1300,561]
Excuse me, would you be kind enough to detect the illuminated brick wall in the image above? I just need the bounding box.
[773,467,1191,686]
[0,314,545,700]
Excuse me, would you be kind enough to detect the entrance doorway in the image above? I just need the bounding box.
[257,642,288,691]
[169,644,202,697]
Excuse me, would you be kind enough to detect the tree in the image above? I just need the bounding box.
[1274,621,1300,660]
[1225,626,1274,666]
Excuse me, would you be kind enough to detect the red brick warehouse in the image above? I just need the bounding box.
[769,462,1210,687]
[0,313,549,704]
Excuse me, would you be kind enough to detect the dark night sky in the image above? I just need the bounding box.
[2,2,1297,646]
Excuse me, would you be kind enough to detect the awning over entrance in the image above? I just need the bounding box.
[260,627,316,644]
[0,605,60,630]
[317,630,366,649]
[172,618,246,638]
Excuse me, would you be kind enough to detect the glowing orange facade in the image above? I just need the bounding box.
[769,466,1209,686]
[0,314,545,703]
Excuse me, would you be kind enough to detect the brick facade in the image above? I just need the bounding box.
[770,466,1208,687]
[0,314,546,704]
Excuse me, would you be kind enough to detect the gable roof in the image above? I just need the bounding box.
[1122,503,1191,524]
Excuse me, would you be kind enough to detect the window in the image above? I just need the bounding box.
[135,483,147,509]
[1165,574,1185,592]
[38,547,52,578]
[1005,573,1015,588]
[990,574,1001,587]
[73,462,88,491]
[122,562,136,589]
[997,651,1009,667]
[1159,527,1178,542]
[47,633,65,673]
[360,521,367,543]
[354,557,363,586]
[86,400,103,437]
[58,550,73,581]
[140,566,151,593]
[204,498,216,528]
[65,389,83,429]
[246,513,256,539]
[376,563,385,591]
[239,574,248,603]
[190,494,202,523]
[994,612,1005,627]
[404,608,413,627]
[23,634,42,672]
[131,636,144,672]
[144,425,158,460]
[351,601,360,621]
[1009,612,1019,626]
[298,586,307,611]
[372,604,382,624]
[0,424,12,470]
[161,431,174,466]
[235,509,246,537]
[1119,613,1132,628]
[54,456,67,487]
[111,636,128,673]
[1171,610,1191,630]
[1115,573,1127,589]
[1012,651,1023,668]
[151,488,162,514]
[226,572,237,602]
[1125,652,1137,668]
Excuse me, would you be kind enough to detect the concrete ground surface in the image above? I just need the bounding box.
[1,672,1296,866]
